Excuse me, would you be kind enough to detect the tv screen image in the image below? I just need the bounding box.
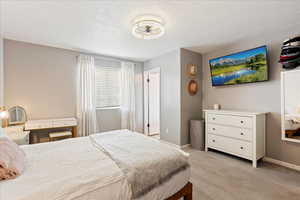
[209,46,268,86]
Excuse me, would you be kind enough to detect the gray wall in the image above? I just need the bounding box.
[144,50,182,145]
[134,62,144,133]
[180,49,202,145]
[202,38,300,166]
[96,108,121,132]
[4,39,143,133]
[144,49,202,146]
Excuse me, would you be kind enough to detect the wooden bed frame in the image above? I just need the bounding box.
[165,182,193,200]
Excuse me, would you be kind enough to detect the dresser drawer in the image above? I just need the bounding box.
[207,134,252,159]
[207,124,253,141]
[207,113,253,129]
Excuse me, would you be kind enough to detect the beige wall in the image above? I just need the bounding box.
[0,37,3,106]
[4,39,77,119]
[0,2,3,106]
[202,38,300,166]
[4,39,143,133]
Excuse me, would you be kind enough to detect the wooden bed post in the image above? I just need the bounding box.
[166,182,193,200]
[184,182,193,200]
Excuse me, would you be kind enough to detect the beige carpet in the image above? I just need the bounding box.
[185,148,300,200]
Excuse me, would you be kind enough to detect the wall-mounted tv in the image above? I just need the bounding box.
[209,46,268,86]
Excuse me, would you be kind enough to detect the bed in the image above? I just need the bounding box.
[1,130,192,200]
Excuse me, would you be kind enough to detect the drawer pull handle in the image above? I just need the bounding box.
[212,118,216,120]
[241,121,244,124]
[240,147,244,150]
[212,128,216,131]
[212,140,215,142]
[240,132,244,135]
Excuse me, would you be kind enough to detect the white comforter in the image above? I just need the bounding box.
[0,130,190,200]
[90,130,189,199]
[0,136,130,200]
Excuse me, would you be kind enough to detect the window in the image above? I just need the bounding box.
[95,59,121,108]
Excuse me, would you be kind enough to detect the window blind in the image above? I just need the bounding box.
[95,59,121,108]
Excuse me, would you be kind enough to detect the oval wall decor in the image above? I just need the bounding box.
[187,80,198,96]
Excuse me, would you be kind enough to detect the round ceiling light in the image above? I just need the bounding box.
[132,15,165,40]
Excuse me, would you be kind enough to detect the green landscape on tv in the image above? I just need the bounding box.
[209,46,268,86]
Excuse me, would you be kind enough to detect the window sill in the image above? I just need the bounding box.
[96,106,120,110]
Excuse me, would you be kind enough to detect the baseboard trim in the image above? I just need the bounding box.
[158,140,191,149]
[263,157,300,172]
[180,144,191,149]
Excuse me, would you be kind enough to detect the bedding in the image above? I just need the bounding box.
[71,167,190,200]
[90,130,189,199]
[0,130,190,200]
[0,137,26,180]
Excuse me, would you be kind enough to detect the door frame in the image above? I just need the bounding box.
[144,67,161,136]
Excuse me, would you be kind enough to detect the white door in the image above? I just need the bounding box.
[144,68,160,136]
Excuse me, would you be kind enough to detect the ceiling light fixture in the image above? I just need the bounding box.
[132,15,165,40]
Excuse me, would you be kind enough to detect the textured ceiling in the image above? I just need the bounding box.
[2,0,300,61]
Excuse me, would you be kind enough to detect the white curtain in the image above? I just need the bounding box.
[77,55,97,137]
[121,62,136,131]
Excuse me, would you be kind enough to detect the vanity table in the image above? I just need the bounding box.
[25,118,77,144]
[4,106,78,144]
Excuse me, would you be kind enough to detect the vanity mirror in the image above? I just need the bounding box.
[8,106,27,125]
[281,69,300,143]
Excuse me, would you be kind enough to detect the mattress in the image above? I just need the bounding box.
[0,131,190,200]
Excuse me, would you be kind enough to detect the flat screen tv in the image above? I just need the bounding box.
[209,46,268,86]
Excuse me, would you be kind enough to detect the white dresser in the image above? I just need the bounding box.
[204,110,267,168]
